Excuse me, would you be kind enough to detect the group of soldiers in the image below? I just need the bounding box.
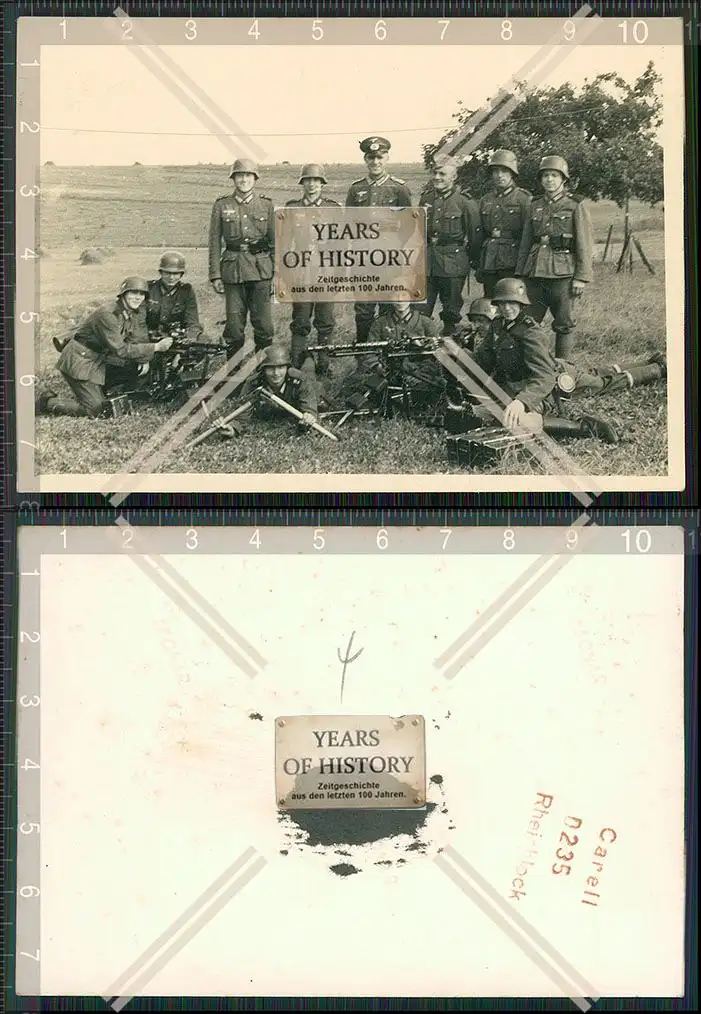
[38,135,666,456]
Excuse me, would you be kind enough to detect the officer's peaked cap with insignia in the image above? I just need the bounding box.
[229,158,259,179]
[360,136,391,155]
[298,163,328,184]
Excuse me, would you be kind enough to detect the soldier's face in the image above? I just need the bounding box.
[123,291,146,311]
[490,167,514,191]
[233,172,256,193]
[159,269,183,290]
[302,177,323,200]
[494,300,521,322]
[264,365,287,389]
[433,166,457,192]
[365,152,388,176]
[540,170,565,193]
[394,301,411,316]
[469,315,492,337]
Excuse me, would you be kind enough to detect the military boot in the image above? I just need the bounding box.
[543,413,620,444]
[554,332,575,359]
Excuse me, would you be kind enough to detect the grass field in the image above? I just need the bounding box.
[35,163,668,477]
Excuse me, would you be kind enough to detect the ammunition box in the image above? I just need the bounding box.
[446,427,539,468]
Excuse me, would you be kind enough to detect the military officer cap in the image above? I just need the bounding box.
[538,155,570,181]
[229,158,260,179]
[299,163,328,184]
[360,136,391,155]
[491,277,531,305]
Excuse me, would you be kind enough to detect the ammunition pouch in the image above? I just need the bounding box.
[537,235,573,252]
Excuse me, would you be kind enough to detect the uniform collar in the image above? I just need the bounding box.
[435,186,455,199]
[394,309,414,324]
[234,191,254,204]
[543,190,565,204]
[302,196,322,206]
[496,184,514,196]
[367,173,389,187]
[158,280,180,295]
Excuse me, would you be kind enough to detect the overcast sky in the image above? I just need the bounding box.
[39,44,676,166]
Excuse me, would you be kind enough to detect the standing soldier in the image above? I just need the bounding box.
[208,158,275,357]
[285,164,341,374]
[476,150,532,298]
[515,155,593,360]
[147,250,203,344]
[37,277,173,418]
[346,136,412,344]
[419,156,481,335]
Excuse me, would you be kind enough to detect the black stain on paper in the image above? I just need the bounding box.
[249,712,264,721]
[329,863,362,878]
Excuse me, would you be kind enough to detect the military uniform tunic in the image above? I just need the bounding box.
[208,190,276,351]
[515,191,594,358]
[44,300,156,418]
[419,184,482,334]
[366,308,446,413]
[146,279,203,343]
[472,311,558,413]
[345,173,413,343]
[477,184,532,296]
[285,195,342,367]
[236,366,318,423]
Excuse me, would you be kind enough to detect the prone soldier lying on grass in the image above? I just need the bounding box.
[445,278,666,445]
[192,343,336,444]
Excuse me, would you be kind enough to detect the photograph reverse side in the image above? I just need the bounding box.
[21,18,686,493]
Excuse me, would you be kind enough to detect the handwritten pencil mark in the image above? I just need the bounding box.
[337,631,364,704]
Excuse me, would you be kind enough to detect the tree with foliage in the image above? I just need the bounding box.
[423,62,664,208]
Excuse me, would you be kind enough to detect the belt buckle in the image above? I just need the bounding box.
[492,229,501,238]
[540,236,550,245]
[240,241,249,251]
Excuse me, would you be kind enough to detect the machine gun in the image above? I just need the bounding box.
[310,335,448,428]
[106,326,227,415]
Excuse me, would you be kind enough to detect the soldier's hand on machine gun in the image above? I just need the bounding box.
[298,411,317,429]
[153,336,175,353]
[137,363,151,376]
[211,279,225,296]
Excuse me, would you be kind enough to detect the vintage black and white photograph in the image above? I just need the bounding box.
[19,17,686,493]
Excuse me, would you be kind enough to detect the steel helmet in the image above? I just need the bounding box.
[262,344,291,367]
[468,298,497,320]
[118,276,149,296]
[488,149,519,176]
[229,158,259,179]
[538,155,570,181]
[159,250,186,272]
[491,278,531,305]
[298,163,328,184]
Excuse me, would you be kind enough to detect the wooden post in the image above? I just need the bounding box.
[632,235,656,275]
[601,223,614,263]
[616,197,631,273]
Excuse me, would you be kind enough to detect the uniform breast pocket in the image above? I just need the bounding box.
[446,213,462,237]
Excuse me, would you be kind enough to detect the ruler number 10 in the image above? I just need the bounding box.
[622,529,652,553]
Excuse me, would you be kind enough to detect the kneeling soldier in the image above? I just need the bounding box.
[286,164,340,375]
[446,278,620,442]
[38,277,174,419]
[222,343,319,436]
